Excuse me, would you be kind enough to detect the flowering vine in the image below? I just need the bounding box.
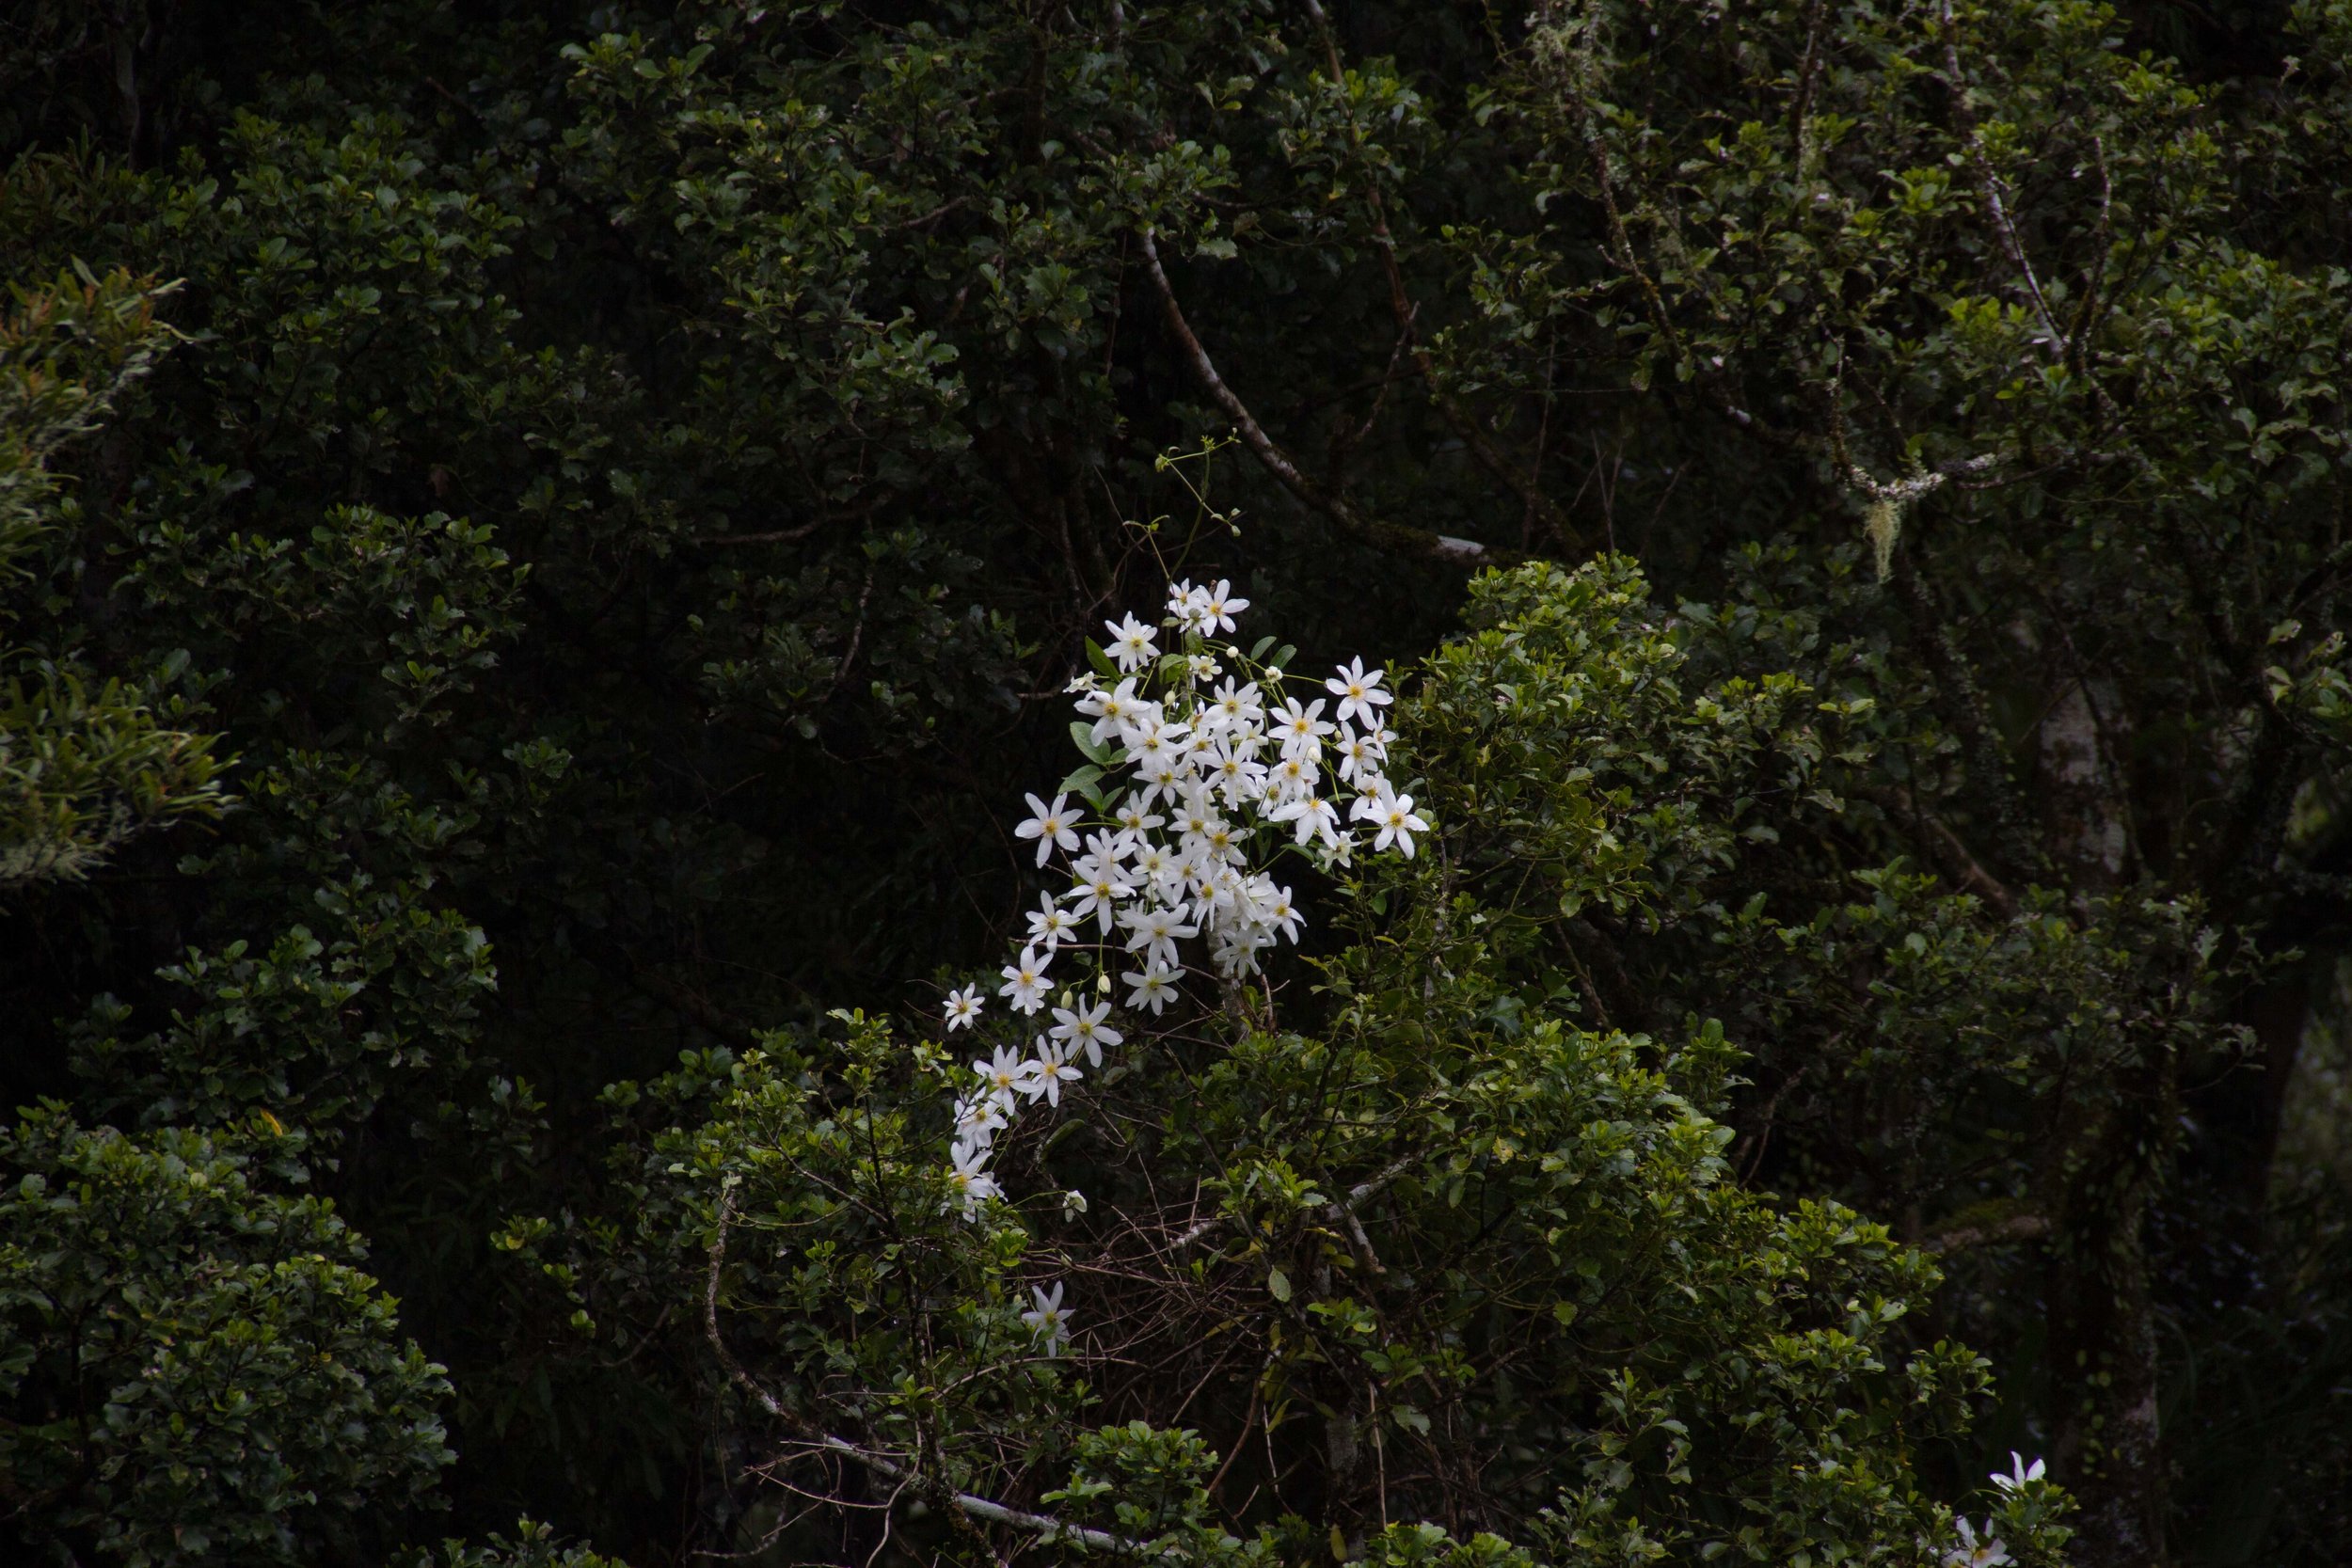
[937,576,1428,1353]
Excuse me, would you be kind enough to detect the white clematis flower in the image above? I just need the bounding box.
[1049,1000,1122,1068]
[1990,1453,2046,1494]
[1014,792,1082,867]
[973,1045,1029,1113]
[1022,1281,1073,1354]
[1026,894,1079,950]
[1121,903,1200,970]
[1076,677,1152,747]
[1270,696,1332,760]
[1196,578,1249,635]
[1352,784,1428,859]
[1273,792,1343,850]
[1019,1040,1083,1107]
[953,1094,1009,1148]
[1064,866,1133,933]
[946,577,1433,1326]
[997,945,1053,1014]
[1123,959,1182,1014]
[1325,656,1392,726]
[1104,612,1159,672]
[1204,676,1263,735]
[945,1142,1002,1218]
[1333,728,1386,786]
[1263,884,1303,942]
[943,985,985,1031]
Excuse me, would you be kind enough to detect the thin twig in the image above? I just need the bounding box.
[1327,304,1418,487]
[1788,0,1830,182]
[1532,8,1780,444]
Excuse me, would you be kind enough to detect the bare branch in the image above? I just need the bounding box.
[1924,1210,2050,1254]
[1870,784,2019,916]
[691,525,825,547]
[1345,1157,1419,1212]
[1788,0,1830,182]
[1136,226,1508,568]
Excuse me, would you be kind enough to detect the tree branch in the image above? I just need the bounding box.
[1529,8,1794,449]
[691,525,824,547]
[703,1183,1161,1558]
[1873,784,2018,917]
[1924,1210,2050,1254]
[1936,5,2067,366]
[1887,551,2040,877]
[1136,226,1509,568]
[1300,0,1584,553]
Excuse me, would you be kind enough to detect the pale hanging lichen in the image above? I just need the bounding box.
[1848,464,1948,580]
[1863,495,1902,579]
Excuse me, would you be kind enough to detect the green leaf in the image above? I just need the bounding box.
[1057,764,1106,811]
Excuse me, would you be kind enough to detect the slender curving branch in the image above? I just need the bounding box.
[1136,226,1509,568]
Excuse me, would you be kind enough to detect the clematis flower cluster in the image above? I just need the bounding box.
[934,578,1428,1353]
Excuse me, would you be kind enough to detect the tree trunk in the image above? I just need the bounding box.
[2042,1051,2176,1568]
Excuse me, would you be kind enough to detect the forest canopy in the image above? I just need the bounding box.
[4,2,2351,1566]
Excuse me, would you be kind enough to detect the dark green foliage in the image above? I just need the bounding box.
[0,269,228,889]
[3,1,2349,1564]
[477,560,2079,1564]
[0,1111,451,1564]
[404,1518,630,1568]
